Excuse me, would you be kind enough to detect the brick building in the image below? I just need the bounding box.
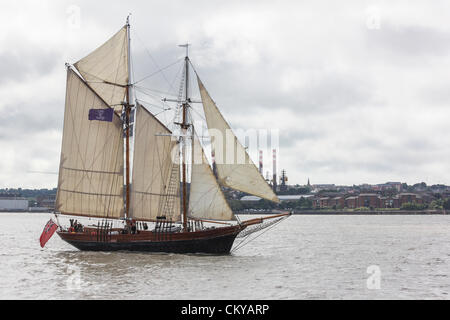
[357,194,380,208]
[312,192,424,209]
[329,196,345,209]
[379,196,400,208]
[398,193,423,206]
[345,196,358,208]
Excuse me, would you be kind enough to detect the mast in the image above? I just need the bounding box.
[180,44,190,231]
[125,15,132,221]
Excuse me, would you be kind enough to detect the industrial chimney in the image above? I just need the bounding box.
[272,149,277,192]
[259,150,263,174]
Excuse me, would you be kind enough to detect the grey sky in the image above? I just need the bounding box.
[1,0,450,188]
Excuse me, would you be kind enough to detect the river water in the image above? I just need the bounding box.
[0,212,449,300]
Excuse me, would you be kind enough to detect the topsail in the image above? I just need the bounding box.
[74,26,129,109]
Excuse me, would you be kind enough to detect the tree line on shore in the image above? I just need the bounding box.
[228,197,450,212]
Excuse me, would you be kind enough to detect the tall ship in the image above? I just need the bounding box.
[47,18,290,254]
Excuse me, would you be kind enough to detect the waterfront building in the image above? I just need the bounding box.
[0,198,29,211]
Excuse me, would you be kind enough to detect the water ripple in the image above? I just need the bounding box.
[0,213,449,299]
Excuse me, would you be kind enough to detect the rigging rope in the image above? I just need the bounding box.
[236,217,285,239]
[133,58,184,85]
[132,28,184,88]
[134,85,178,98]
[231,216,288,253]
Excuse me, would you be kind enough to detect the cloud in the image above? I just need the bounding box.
[1,0,450,188]
[365,23,450,58]
[0,50,58,85]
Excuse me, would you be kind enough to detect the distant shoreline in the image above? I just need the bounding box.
[237,210,447,215]
[1,210,447,216]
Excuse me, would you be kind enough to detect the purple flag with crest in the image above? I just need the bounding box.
[88,108,113,122]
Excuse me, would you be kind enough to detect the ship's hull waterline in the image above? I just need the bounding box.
[57,225,244,254]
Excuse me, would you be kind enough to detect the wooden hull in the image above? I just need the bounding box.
[57,225,244,255]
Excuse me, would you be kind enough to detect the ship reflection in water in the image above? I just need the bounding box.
[1,212,449,299]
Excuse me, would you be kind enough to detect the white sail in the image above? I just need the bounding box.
[130,104,181,222]
[189,133,236,221]
[74,26,128,109]
[55,69,124,218]
[197,77,280,203]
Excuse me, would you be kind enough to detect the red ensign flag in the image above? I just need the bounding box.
[39,219,58,248]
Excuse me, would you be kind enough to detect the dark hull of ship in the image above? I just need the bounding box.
[57,225,244,255]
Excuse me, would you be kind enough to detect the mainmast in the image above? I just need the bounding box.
[180,44,190,232]
[125,15,132,221]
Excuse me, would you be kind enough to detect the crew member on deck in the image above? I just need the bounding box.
[131,220,137,234]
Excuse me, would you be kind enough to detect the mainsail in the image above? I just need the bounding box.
[55,69,124,218]
[129,104,181,222]
[197,77,279,203]
[188,133,235,221]
[74,26,129,109]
